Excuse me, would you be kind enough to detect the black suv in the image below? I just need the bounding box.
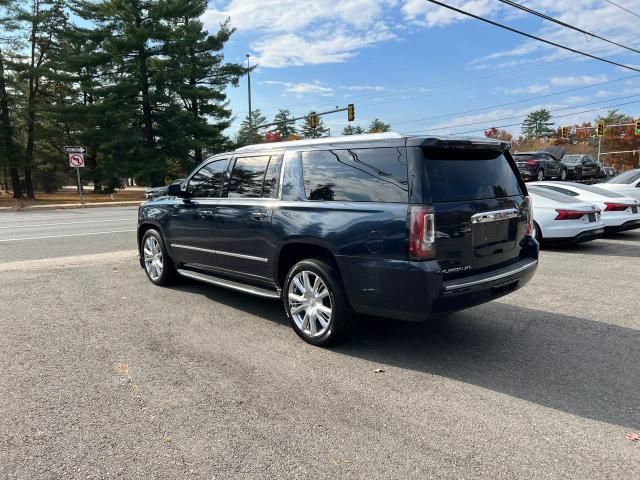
[138,134,538,345]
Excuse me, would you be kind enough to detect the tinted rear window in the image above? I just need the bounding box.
[423,149,522,202]
[569,183,625,198]
[301,148,408,202]
[606,170,640,184]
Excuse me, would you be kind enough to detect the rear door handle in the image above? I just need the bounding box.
[199,210,214,217]
[251,211,269,221]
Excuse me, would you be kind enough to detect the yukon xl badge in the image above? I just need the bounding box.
[442,265,473,275]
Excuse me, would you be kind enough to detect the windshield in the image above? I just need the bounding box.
[606,170,640,184]
[561,155,582,164]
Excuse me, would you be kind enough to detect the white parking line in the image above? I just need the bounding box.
[0,218,134,229]
[0,230,136,243]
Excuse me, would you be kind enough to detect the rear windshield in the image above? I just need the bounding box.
[528,186,582,204]
[606,170,640,184]
[423,148,522,202]
[569,183,625,198]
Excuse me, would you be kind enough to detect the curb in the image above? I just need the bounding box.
[0,201,143,212]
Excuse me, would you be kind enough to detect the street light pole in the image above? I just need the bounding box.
[246,54,253,144]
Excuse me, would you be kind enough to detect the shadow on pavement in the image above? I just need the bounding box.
[169,279,639,430]
[543,233,640,257]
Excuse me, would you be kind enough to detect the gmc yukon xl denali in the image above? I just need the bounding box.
[138,133,538,345]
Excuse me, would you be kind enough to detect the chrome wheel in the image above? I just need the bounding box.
[561,169,567,181]
[143,236,163,281]
[288,271,333,338]
[537,169,545,181]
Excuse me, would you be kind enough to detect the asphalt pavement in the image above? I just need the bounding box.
[0,207,638,479]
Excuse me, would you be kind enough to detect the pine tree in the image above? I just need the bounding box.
[342,124,365,135]
[273,109,297,138]
[0,0,21,196]
[301,112,328,138]
[522,109,554,140]
[368,118,391,133]
[235,110,267,146]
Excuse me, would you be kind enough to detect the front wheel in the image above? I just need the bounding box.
[283,259,352,346]
[575,169,582,180]
[141,229,176,286]
[537,169,545,181]
[560,168,567,181]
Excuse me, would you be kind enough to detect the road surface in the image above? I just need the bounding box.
[0,206,638,479]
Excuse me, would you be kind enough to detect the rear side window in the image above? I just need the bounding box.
[423,148,522,202]
[187,158,229,198]
[301,148,408,202]
[227,155,271,198]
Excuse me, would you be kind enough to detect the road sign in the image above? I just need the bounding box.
[69,153,85,168]
[64,146,87,154]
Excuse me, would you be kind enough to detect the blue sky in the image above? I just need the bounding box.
[202,0,640,138]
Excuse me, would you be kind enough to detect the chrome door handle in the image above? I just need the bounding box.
[251,211,268,221]
[199,210,214,217]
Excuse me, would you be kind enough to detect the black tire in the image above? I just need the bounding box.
[283,258,352,346]
[533,221,543,246]
[141,229,177,286]
[560,168,567,181]
[575,168,582,180]
[537,169,545,181]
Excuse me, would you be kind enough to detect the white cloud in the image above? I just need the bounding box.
[263,80,333,95]
[497,84,549,95]
[550,75,608,86]
[402,0,497,27]
[341,85,386,91]
[202,0,397,68]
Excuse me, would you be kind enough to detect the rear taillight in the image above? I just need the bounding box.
[555,209,588,220]
[408,206,435,260]
[604,202,632,211]
[526,160,538,166]
[525,196,533,236]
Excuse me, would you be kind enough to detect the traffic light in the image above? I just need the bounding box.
[597,121,605,137]
[635,120,640,135]
[347,103,355,122]
[309,113,318,129]
[561,127,569,139]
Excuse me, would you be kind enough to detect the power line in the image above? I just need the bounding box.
[401,98,640,135]
[423,0,640,73]
[391,74,640,127]
[604,0,640,19]
[497,0,640,55]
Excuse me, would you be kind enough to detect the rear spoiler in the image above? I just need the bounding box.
[408,137,511,152]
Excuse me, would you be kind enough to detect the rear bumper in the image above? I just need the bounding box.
[544,226,605,245]
[605,219,640,233]
[337,248,539,322]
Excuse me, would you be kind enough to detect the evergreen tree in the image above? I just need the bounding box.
[368,118,391,133]
[522,109,555,139]
[301,112,328,138]
[595,109,631,126]
[273,109,297,138]
[342,124,365,135]
[0,0,21,196]
[235,110,266,146]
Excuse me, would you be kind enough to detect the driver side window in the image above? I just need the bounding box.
[187,159,230,198]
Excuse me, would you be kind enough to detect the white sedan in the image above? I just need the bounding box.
[530,181,640,233]
[527,186,604,245]
[596,169,640,200]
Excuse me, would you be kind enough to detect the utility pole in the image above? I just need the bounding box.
[246,54,253,145]
[597,135,603,167]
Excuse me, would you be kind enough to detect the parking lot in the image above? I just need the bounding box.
[1,207,638,478]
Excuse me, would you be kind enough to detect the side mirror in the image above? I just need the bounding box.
[167,182,184,196]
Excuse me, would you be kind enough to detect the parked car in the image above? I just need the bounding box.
[513,151,568,181]
[560,154,601,180]
[137,133,539,345]
[597,169,640,200]
[602,166,619,178]
[530,181,640,232]
[527,186,604,245]
[144,178,185,199]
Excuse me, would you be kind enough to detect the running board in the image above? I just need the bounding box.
[177,269,281,299]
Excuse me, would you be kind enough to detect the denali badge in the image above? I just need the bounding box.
[442,265,473,274]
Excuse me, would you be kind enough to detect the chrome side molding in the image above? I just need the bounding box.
[177,269,280,299]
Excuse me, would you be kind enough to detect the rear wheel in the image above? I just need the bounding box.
[141,229,176,286]
[283,259,352,346]
[575,168,582,180]
[537,169,545,181]
[560,168,567,181]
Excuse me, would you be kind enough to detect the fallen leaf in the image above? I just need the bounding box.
[626,432,640,442]
[374,368,385,373]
